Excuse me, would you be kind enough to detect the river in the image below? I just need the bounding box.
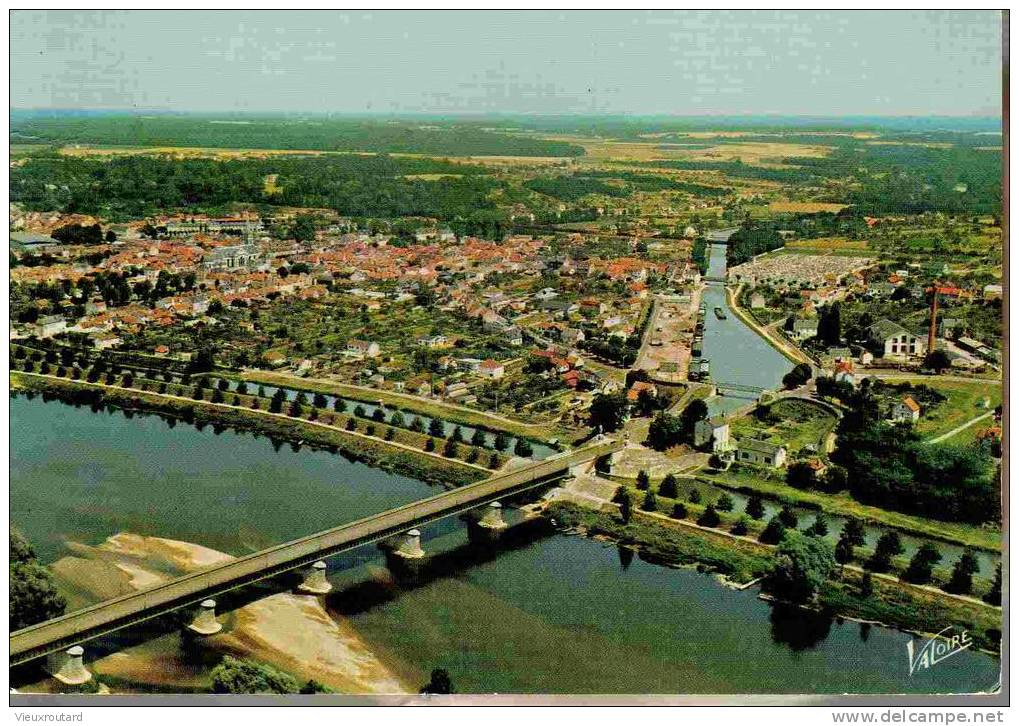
[10,394,1000,694]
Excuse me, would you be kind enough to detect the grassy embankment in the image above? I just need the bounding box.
[700,468,1001,553]
[726,284,811,366]
[547,500,774,585]
[233,369,565,443]
[11,372,487,488]
[547,501,1001,654]
[609,477,995,592]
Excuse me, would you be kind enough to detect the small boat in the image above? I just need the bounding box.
[714,306,728,320]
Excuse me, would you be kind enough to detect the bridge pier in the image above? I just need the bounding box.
[467,501,509,545]
[186,599,222,636]
[297,561,332,595]
[383,529,426,577]
[45,646,92,685]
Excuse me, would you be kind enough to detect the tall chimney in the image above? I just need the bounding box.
[928,286,939,355]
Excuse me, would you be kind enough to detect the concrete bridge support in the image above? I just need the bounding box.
[384,529,426,577]
[186,599,223,636]
[394,529,425,559]
[297,561,332,595]
[468,501,509,544]
[45,645,92,685]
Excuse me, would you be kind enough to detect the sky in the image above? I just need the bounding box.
[10,10,1004,117]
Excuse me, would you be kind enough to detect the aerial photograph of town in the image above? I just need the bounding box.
[6,8,1007,715]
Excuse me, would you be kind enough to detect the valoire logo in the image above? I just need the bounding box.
[907,627,972,675]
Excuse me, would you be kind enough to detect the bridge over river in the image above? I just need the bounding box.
[10,438,623,670]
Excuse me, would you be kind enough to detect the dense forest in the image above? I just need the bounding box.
[11,115,585,157]
[11,153,502,222]
[639,141,1002,216]
[524,176,629,202]
[726,221,784,266]
[579,171,732,197]
[524,171,732,203]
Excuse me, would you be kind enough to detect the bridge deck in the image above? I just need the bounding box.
[10,439,623,666]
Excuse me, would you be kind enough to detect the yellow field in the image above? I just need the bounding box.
[785,236,871,251]
[683,142,832,165]
[550,135,834,166]
[401,173,465,180]
[768,201,848,214]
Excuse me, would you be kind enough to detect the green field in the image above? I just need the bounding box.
[911,377,1002,440]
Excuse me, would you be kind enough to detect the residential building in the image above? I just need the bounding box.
[346,339,381,358]
[478,359,505,379]
[694,417,731,452]
[736,439,787,468]
[92,332,123,350]
[503,326,524,346]
[790,318,818,341]
[36,314,67,339]
[889,396,921,423]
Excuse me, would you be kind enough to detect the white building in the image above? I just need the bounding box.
[346,339,381,358]
[36,315,67,339]
[866,319,927,360]
[889,396,921,423]
[736,439,787,468]
[694,417,730,452]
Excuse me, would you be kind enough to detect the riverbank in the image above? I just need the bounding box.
[699,470,1001,554]
[11,372,487,488]
[545,501,1001,654]
[235,369,564,443]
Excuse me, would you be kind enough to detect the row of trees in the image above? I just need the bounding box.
[23,363,511,468]
[616,473,999,604]
[255,384,533,457]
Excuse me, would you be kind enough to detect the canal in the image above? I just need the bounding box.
[10,394,1000,694]
[701,243,791,414]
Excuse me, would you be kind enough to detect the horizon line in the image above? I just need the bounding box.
[8,108,1003,121]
